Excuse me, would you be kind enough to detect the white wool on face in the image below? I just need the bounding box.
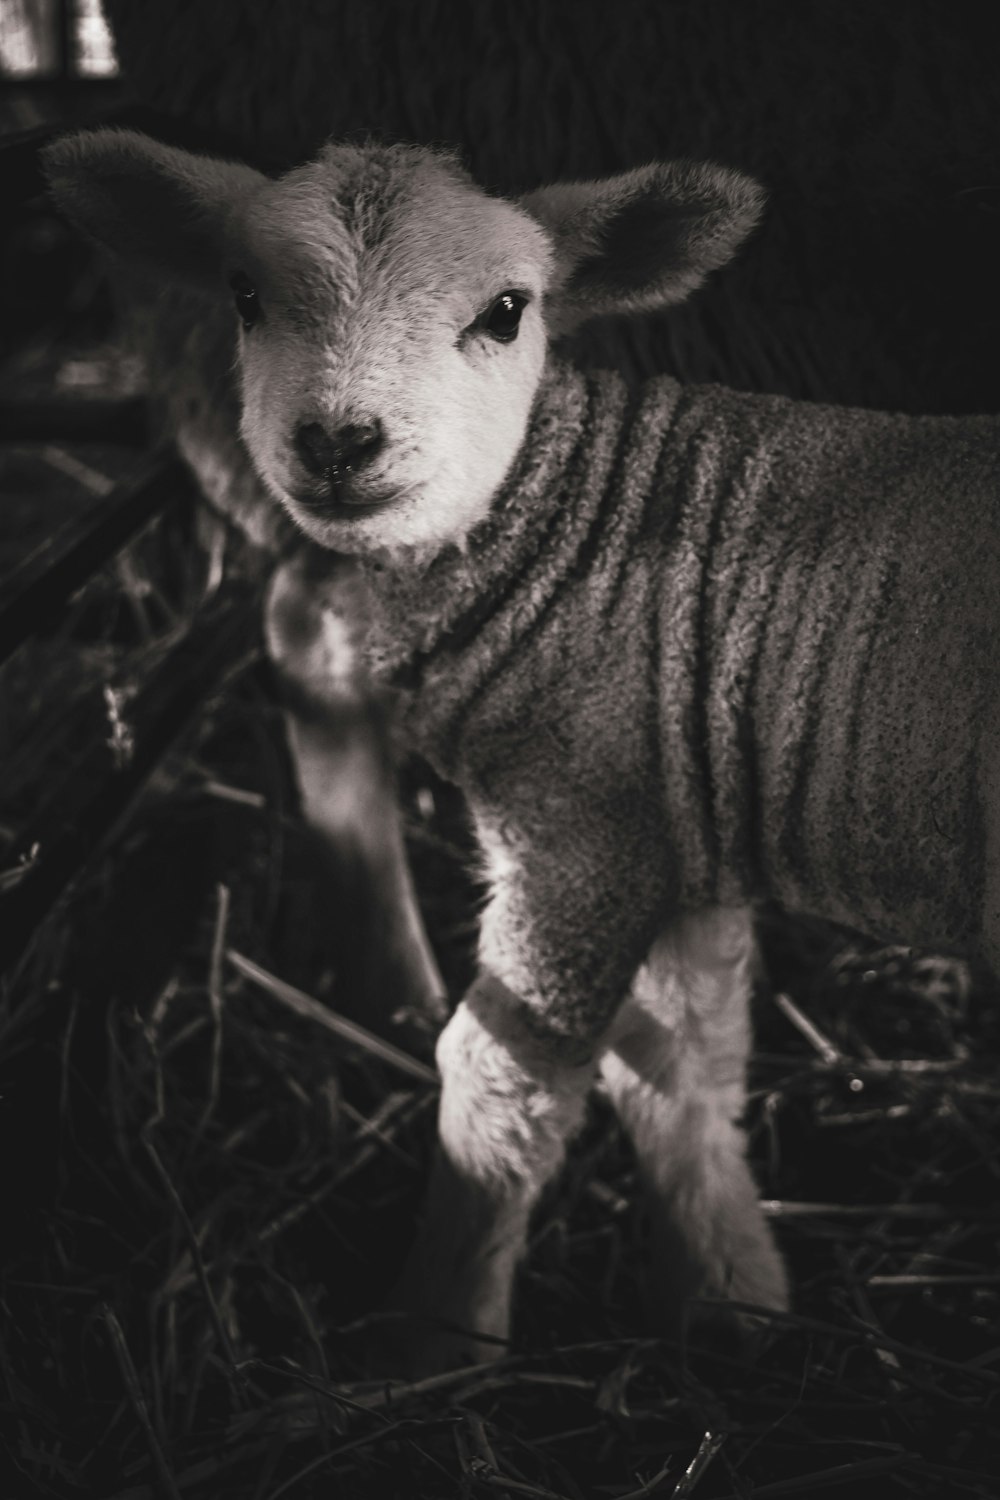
[231,144,554,555]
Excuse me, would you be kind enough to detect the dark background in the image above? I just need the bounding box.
[2,5,1000,1498]
[100,0,1000,414]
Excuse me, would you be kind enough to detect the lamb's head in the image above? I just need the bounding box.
[44,131,762,557]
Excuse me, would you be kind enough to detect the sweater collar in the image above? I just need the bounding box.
[357,357,628,681]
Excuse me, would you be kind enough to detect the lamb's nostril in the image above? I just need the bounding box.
[294,419,385,478]
[295,421,339,476]
[334,420,385,469]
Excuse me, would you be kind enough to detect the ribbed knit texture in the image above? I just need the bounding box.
[360,359,1000,1036]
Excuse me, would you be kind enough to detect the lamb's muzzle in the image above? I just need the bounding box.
[294,418,386,479]
[41,127,1000,1376]
[292,416,397,516]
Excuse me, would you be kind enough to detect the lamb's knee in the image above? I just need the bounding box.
[436,976,596,1195]
[608,906,755,1101]
[651,905,757,1004]
[603,907,758,1177]
[601,1017,746,1180]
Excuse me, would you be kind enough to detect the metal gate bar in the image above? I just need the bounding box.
[0,455,195,666]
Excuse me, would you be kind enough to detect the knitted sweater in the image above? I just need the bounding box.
[360,359,1000,1039]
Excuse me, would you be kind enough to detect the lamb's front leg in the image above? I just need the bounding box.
[387,972,597,1370]
[601,906,788,1337]
[383,788,669,1375]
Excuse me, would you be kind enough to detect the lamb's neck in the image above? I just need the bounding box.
[356,357,642,712]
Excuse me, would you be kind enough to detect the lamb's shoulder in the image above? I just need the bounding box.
[450,636,683,1035]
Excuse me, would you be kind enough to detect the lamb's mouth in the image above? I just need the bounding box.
[290,483,403,522]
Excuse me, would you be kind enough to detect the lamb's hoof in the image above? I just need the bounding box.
[363,1311,508,1382]
[643,1207,789,1358]
[678,1295,784,1365]
[642,1240,789,1364]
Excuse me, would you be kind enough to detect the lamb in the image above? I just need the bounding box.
[43,130,1000,1374]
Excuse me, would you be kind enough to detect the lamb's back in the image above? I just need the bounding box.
[654,383,1000,946]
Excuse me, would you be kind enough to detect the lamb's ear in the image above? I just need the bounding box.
[522,160,764,331]
[42,128,266,293]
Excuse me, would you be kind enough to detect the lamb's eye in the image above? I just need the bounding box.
[229,271,260,330]
[483,292,526,343]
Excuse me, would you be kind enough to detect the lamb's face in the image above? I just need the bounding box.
[45,130,764,560]
[229,146,554,556]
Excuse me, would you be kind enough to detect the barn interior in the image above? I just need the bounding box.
[1,4,999,1497]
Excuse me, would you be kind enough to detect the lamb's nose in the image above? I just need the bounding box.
[295,420,384,477]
